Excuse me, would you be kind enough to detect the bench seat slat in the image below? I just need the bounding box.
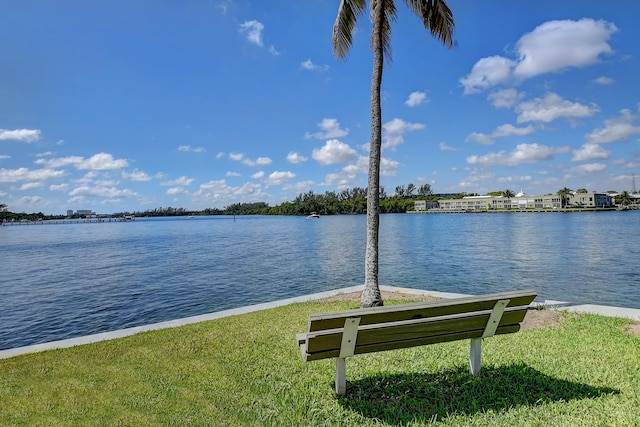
[302,307,528,359]
[304,324,520,361]
[308,290,536,332]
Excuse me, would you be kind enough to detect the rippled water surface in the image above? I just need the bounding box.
[1,212,639,350]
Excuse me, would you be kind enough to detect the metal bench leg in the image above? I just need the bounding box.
[336,358,346,395]
[470,338,481,377]
[335,317,360,395]
[470,298,509,377]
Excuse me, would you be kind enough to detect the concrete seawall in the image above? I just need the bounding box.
[1,285,638,360]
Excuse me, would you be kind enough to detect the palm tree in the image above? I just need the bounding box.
[557,187,572,208]
[333,0,455,307]
[394,185,406,198]
[617,190,631,206]
[406,183,416,198]
[418,183,433,197]
[501,189,515,198]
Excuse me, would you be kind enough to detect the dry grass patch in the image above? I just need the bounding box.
[625,321,640,336]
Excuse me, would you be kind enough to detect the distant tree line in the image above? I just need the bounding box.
[3,184,636,220]
[115,184,436,217]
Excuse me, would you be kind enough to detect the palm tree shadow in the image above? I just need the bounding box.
[339,363,618,424]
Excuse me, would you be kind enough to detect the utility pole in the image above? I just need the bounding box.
[633,173,637,193]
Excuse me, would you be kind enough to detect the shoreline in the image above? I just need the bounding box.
[1,285,639,360]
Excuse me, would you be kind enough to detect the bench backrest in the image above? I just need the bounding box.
[301,290,536,361]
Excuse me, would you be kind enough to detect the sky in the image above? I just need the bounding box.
[2,1,640,215]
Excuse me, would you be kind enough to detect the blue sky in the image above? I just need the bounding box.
[2,1,640,214]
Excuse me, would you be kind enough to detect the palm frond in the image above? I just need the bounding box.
[333,0,367,59]
[404,0,455,48]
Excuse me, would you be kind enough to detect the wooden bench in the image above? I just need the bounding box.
[296,289,537,395]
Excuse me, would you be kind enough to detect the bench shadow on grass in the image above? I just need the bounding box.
[339,363,619,424]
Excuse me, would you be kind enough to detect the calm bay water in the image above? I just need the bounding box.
[1,212,639,350]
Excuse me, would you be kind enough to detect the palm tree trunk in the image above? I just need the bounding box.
[361,0,385,308]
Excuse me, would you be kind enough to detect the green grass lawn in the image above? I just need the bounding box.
[1,299,639,426]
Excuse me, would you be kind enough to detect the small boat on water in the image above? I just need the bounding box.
[307,212,320,219]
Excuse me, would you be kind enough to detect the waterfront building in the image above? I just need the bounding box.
[567,192,612,208]
[417,191,613,212]
[413,200,439,211]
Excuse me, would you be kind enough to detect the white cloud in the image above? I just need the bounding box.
[35,152,128,170]
[216,152,225,159]
[515,93,599,123]
[228,152,269,167]
[0,155,10,160]
[283,180,316,193]
[264,171,295,186]
[287,151,308,164]
[0,129,41,143]
[497,175,532,183]
[514,19,617,79]
[593,76,615,85]
[195,179,250,205]
[19,182,44,191]
[68,185,138,199]
[239,20,264,46]
[34,155,82,168]
[456,170,497,191]
[14,196,45,208]
[460,19,617,94]
[162,176,194,186]
[465,132,494,145]
[305,118,348,139]
[0,167,65,182]
[50,183,68,191]
[492,124,536,138]
[439,142,457,151]
[300,59,329,71]
[466,124,535,145]
[122,169,151,181]
[405,91,428,107]
[383,118,425,150]
[251,171,264,179]
[585,109,640,144]
[324,170,356,188]
[255,157,272,166]
[380,156,400,176]
[269,45,281,56]
[572,163,607,174]
[166,187,187,195]
[572,144,611,162]
[488,89,524,108]
[460,56,516,94]
[466,143,570,167]
[79,153,128,170]
[216,1,231,15]
[226,171,241,177]
[312,139,358,165]
[178,145,206,153]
